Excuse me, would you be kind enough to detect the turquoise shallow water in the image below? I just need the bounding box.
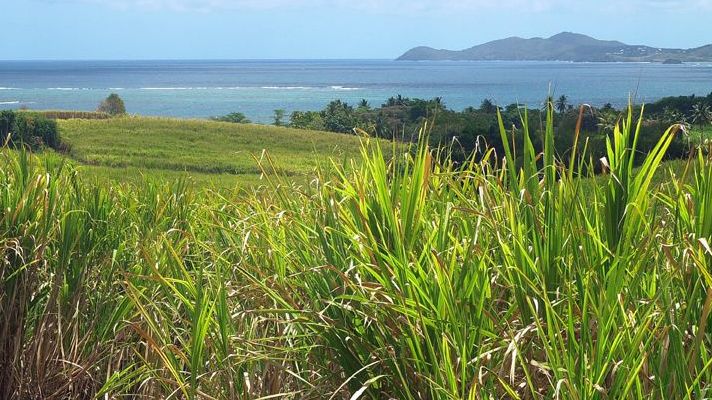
[1,59,711,123]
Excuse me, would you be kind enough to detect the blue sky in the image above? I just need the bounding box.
[4,0,712,59]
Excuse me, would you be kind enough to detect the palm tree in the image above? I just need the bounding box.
[480,99,497,114]
[555,95,568,114]
[358,99,370,110]
[385,95,407,107]
[597,111,617,134]
[691,103,712,134]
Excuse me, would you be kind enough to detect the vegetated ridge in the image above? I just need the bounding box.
[397,32,712,62]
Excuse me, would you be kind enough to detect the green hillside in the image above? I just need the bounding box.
[57,117,369,188]
[398,32,712,62]
[46,115,705,190]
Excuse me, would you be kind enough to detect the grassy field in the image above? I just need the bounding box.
[44,115,706,191]
[57,117,370,188]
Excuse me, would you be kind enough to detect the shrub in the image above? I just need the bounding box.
[289,111,325,130]
[13,112,60,149]
[97,93,126,116]
[273,109,286,126]
[0,110,60,150]
[212,112,251,124]
[0,110,15,145]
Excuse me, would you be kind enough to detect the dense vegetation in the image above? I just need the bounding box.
[0,110,61,150]
[3,104,712,398]
[287,92,712,163]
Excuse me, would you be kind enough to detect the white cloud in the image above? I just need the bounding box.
[49,0,570,12]
[51,0,712,12]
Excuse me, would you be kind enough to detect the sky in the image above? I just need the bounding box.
[3,0,712,59]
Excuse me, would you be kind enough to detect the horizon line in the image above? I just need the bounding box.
[0,58,398,62]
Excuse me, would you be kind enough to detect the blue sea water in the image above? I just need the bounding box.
[1,59,711,123]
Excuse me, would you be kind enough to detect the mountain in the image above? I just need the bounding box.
[397,32,712,63]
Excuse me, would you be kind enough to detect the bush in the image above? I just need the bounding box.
[289,111,325,130]
[273,109,286,126]
[97,93,126,116]
[0,110,60,150]
[0,110,16,145]
[212,112,251,124]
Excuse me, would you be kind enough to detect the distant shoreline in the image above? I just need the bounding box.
[2,59,711,123]
[2,59,711,64]
[398,32,712,63]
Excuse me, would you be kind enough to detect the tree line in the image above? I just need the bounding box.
[256,92,711,164]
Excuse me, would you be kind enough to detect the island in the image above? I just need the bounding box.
[397,32,712,63]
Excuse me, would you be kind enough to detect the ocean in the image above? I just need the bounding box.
[1,59,711,123]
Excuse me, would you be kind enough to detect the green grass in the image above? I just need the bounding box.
[2,106,712,399]
[57,116,369,188]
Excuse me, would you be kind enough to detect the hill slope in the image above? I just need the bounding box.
[57,117,367,188]
[398,32,712,62]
